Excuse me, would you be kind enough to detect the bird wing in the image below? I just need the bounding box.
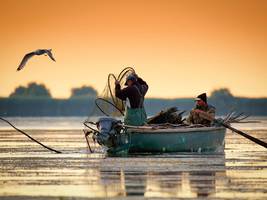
[17,52,36,71]
[46,50,56,61]
[34,49,46,55]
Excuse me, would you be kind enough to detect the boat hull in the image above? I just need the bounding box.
[107,127,226,155]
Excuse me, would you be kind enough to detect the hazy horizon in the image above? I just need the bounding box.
[1,81,266,99]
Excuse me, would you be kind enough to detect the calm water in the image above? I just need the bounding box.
[0,117,266,199]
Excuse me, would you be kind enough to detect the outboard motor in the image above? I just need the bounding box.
[95,117,121,147]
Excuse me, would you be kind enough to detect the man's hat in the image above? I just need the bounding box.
[124,74,137,86]
[195,93,207,103]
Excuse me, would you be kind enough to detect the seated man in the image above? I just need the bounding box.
[115,73,148,126]
[187,93,215,126]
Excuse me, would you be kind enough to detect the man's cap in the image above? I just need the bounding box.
[195,93,207,103]
[124,74,137,86]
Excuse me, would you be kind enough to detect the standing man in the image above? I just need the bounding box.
[115,73,148,126]
[187,93,215,126]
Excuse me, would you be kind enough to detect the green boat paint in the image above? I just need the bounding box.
[106,126,226,155]
[86,117,226,156]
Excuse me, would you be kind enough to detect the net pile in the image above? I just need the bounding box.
[89,67,135,117]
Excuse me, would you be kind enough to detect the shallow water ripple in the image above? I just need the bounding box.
[0,129,266,199]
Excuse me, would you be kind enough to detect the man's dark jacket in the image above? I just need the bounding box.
[115,77,148,109]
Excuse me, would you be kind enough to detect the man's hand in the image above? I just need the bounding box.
[192,109,214,121]
[132,72,138,78]
[196,110,214,122]
[192,109,203,114]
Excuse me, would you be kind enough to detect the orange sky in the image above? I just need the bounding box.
[0,0,266,98]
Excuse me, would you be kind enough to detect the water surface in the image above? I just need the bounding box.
[0,117,266,199]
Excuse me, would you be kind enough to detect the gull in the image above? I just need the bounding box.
[17,49,56,71]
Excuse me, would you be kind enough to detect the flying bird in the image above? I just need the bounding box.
[17,49,56,71]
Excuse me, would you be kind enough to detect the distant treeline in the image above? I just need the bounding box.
[1,84,266,116]
[145,97,267,116]
[0,97,93,116]
[0,96,267,116]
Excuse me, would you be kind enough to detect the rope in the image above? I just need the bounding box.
[118,67,135,81]
[107,73,118,107]
[95,98,125,116]
[0,117,62,153]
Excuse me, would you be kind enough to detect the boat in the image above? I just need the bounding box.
[84,117,226,155]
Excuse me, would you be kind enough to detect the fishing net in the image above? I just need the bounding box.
[83,67,135,152]
[89,67,135,117]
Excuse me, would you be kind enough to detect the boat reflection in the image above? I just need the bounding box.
[95,154,226,198]
[144,170,227,198]
[82,168,126,198]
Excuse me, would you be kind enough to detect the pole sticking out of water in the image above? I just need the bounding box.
[197,112,267,149]
[0,117,62,153]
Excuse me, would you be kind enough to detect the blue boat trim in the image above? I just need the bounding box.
[106,126,226,156]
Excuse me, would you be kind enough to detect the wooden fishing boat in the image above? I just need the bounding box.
[84,117,226,155]
[107,126,226,155]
